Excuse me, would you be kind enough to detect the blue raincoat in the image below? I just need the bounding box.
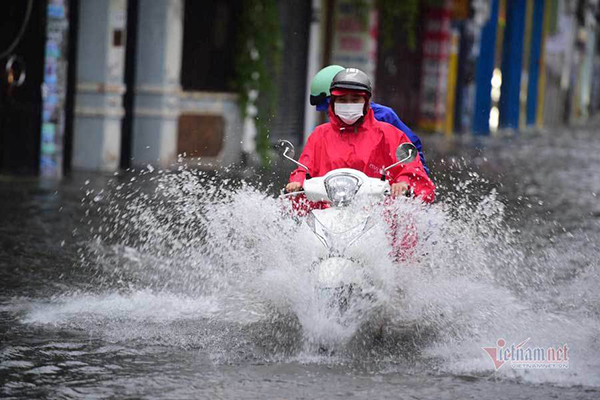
[371,102,429,176]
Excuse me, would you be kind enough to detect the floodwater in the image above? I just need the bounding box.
[1,122,600,399]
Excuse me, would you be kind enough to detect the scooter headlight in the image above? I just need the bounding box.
[324,174,361,206]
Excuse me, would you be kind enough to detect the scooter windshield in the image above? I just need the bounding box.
[306,208,375,256]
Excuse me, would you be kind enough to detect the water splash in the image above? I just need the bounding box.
[21,166,600,386]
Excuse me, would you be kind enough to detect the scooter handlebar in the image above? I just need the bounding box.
[384,186,413,198]
[279,188,304,199]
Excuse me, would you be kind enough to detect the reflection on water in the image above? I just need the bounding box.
[1,125,600,399]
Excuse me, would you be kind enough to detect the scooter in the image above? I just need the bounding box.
[278,140,418,323]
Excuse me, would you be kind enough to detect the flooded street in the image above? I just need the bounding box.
[2,123,600,399]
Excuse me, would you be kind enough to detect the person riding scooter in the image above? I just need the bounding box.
[286,68,434,263]
[308,65,430,176]
[286,68,434,202]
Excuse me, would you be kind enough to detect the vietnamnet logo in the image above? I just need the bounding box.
[482,338,570,370]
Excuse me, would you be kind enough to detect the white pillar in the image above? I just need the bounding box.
[303,0,324,144]
[579,0,598,120]
[131,0,183,167]
[72,0,127,171]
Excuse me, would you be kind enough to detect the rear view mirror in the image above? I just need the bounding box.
[381,142,419,179]
[277,140,295,159]
[278,139,309,174]
[396,142,417,164]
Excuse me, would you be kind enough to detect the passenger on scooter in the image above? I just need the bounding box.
[285,68,435,202]
[307,65,430,176]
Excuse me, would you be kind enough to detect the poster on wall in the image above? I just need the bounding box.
[418,5,452,132]
[40,0,69,177]
[330,0,379,89]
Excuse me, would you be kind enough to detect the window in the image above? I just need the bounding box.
[181,0,241,92]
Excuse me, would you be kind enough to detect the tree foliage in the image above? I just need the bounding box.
[234,0,282,166]
[377,0,422,51]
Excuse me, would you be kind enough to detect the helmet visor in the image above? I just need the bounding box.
[331,88,369,97]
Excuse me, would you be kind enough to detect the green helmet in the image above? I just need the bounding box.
[310,65,345,106]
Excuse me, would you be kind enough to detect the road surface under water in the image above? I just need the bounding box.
[1,123,600,399]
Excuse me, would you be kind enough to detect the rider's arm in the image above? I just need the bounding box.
[289,131,318,185]
[393,169,435,203]
[387,134,435,203]
[392,158,435,203]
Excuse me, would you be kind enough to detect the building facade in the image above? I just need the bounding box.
[1,0,599,177]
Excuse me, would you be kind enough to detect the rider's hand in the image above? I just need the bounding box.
[391,182,410,197]
[286,182,303,192]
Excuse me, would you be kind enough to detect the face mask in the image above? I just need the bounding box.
[335,102,365,125]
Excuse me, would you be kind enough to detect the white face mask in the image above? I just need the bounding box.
[335,102,365,125]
